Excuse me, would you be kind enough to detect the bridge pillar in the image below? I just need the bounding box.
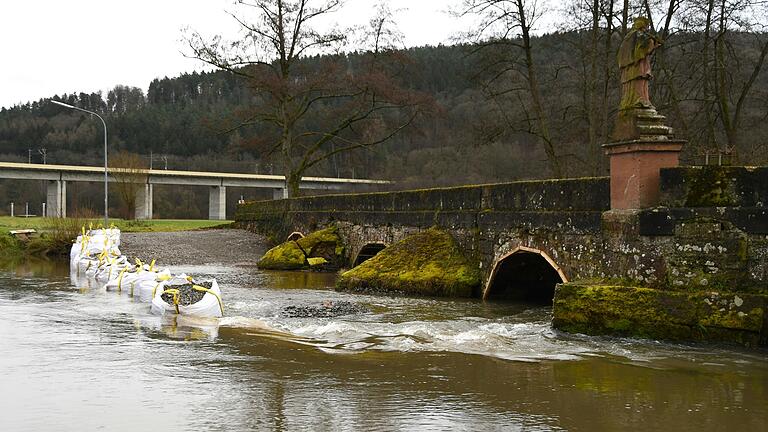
[273,188,287,200]
[136,184,153,220]
[45,180,66,218]
[209,186,226,220]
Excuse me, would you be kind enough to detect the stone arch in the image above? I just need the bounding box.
[483,246,568,304]
[352,242,387,267]
[286,231,304,242]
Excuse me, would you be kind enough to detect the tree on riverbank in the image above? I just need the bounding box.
[184,0,430,197]
[109,151,147,219]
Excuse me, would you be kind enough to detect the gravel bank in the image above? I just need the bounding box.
[120,229,268,266]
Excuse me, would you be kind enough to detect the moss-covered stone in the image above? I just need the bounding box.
[337,227,481,297]
[258,226,344,271]
[553,282,767,347]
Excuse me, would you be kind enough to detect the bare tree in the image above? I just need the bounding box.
[660,0,768,161]
[460,0,563,177]
[109,151,148,219]
[186,0,428,196]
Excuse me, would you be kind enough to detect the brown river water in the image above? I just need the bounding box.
[0,259,766,431]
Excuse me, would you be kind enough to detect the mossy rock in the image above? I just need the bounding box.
[258,226,344,271]
[552,283,768,347]
[337,227,480,297]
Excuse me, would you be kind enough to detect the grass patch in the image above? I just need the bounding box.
[0,217,232,259]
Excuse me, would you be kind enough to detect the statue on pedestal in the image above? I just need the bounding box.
[612,17,669,141]
[604,17,685,210]
[618,17,663,110]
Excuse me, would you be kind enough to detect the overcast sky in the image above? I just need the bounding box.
[0,0,477,109]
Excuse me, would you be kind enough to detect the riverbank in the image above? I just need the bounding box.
[0,216,233,233]
[0,218,235,259]
[120,229,267,266]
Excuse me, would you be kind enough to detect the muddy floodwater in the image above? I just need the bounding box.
[0,259,766,431]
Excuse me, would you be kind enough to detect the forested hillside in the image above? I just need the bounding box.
[2,27,767,218]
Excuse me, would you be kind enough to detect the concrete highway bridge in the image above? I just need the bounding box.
[0,162,387,220]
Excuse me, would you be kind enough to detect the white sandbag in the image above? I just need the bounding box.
[85,253,122,280]
[150,278,224,318]
[108,268,163,297]
[87,228,121,247]
[95,257,130,285]
[77,255,101,277]
[133,269,172,302]
[104,266,138,292]
[70,239,82,261]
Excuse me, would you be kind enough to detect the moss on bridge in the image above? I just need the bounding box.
[337,227,481,297]
[553,282,767,347]
[258,226,344,270]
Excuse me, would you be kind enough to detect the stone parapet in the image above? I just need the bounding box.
[659,166,768,208]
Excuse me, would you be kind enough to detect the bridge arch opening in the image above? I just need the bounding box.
[483,246,567,305]
[286,232,304,242]
[353,243,387,267]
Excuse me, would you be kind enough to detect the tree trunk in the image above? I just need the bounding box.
[516,0,562,178]
[702,0,718,152]
[587,0,602,174]
[286,171,301,198]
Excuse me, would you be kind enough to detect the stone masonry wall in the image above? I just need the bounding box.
[236,171,768,295]
[236,168,768,345]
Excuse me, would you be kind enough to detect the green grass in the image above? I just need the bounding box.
[0,217,232,234]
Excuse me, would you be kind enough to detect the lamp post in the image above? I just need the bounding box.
[51,100,109,226]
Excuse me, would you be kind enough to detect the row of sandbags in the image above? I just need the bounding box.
[70,227,224,318]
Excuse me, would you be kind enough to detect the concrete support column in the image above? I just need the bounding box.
[273,188,287,200]
[136,184,153,220]
[45,180,66,218]
[209,186,226,220]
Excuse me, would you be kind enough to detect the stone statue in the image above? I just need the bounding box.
[618,17,662,110]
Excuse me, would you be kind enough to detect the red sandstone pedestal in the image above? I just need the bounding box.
[603,139,685,209]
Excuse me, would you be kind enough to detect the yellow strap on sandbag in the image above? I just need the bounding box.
[161,288,181,314]
[151,281,166,299]
[149,259,156,272]
[192,285,224,316]
[116,267,129,292]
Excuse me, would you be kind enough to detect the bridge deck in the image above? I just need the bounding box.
[0,162,389,189]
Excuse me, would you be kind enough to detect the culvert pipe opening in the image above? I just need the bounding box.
[484,250,565,305]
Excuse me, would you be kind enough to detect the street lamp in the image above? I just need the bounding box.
[51,100,109,226]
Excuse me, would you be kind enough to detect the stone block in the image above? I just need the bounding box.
[552,283,767,347]
[659,166,768,208]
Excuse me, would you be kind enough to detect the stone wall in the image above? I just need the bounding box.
[235,171,767,292]
[236,168,768,346]
[235,177,610,283]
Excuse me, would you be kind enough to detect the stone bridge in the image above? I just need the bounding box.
[236,166,768,346]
